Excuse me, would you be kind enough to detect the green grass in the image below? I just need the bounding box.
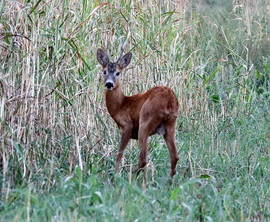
[1,0,270,221]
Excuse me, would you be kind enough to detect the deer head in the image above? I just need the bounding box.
[97,34,132,90]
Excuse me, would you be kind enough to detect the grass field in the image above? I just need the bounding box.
[1,0,270,221]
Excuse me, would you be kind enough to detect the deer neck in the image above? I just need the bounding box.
[105,85,125,118]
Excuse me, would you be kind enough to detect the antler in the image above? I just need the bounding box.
[106,35,111,62]
[116,32,130,64]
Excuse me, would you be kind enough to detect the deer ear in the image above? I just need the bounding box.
[119,52,132,68]
[97,48,109,67]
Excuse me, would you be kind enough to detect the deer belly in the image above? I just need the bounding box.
[129,124,166,139]
[130,128,139,139]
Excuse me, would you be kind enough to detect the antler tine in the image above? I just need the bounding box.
[116,32,130,64]
[106,35,111,62]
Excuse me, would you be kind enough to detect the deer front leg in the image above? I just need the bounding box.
[115,125,132,172]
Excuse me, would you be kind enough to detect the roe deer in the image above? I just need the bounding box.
[97,37,179,177]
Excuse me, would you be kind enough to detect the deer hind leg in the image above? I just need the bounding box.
[136,125,149,176]
[163,117,179,177]
[136,115,164,176]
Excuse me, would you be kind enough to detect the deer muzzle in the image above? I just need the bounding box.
[105,81,114,90]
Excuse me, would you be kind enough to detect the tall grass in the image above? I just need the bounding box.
[1,0,269,221]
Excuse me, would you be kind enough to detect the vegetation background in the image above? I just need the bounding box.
[0,0,269,221]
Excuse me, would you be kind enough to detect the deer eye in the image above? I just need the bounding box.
[103,70,107,75]
[116,72,120,76]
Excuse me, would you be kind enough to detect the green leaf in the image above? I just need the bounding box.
[263,64,270,75]
[203,66,222,86]
[170,187,180,201]
[199,174,211,179]
[211,94,221,103]
[257,87,265,95]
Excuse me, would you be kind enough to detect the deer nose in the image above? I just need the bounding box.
[105,82,114,90]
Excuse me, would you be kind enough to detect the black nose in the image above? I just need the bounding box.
[105,82,114,89]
